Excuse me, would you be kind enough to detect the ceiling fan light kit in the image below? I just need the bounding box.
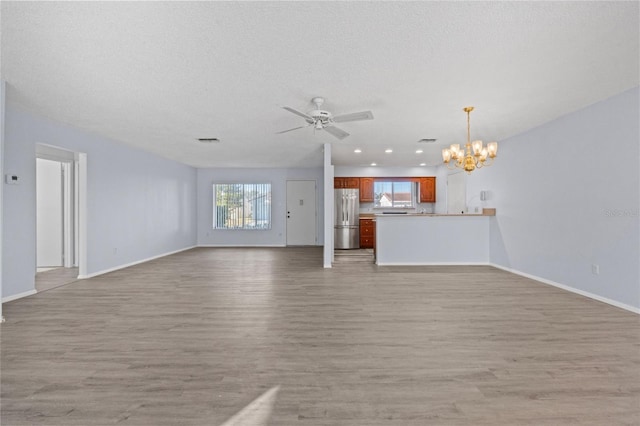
[277,97,374,140]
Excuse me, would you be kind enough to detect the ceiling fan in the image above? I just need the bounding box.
[277,97,374,140]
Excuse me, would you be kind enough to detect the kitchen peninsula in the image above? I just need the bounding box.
[375,213,494,265]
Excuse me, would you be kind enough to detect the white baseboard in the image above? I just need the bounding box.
[375,261,489,266]
[2,289,37,303]
[196,244,287,248]
[77,246,196,279]
[490,263,640,315]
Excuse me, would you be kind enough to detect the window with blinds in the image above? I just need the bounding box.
[213,183,272,230]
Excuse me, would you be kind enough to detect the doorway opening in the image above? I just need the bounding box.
[35,144,86,292]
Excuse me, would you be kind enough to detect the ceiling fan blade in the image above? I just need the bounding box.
[324,125,350,140]
[282,106,314,123]
[276,125,309,134]
[332,110,374,123]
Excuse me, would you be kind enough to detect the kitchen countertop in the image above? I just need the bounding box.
[361,213,494,217]
[376,213,488,217]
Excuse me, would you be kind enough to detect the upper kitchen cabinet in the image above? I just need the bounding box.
[334,177,360,189]
[419,177,436,203]
[359,177,374,202]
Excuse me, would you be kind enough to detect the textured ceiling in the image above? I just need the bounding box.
[2,1,638,168]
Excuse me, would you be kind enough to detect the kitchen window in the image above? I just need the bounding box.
[213,183,271,229]
[374,181,416,208]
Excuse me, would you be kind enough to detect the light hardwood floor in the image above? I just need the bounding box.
[35,267,79,293]
[2,247,639,425]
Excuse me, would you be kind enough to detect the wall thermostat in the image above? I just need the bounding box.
[5,174,20,185]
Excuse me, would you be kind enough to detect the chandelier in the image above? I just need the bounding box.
[442,107,497,173]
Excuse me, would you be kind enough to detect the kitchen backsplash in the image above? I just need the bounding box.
[359,201,435,214]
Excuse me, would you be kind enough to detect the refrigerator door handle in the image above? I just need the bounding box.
[343,195,347,224]
[345,196,349,223]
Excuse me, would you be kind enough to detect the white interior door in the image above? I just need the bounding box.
[37,158,63,267]
[286,180,317,246]
[447,172,467,214]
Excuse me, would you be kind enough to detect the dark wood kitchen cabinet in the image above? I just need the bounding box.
[334,177,360,189]
[418,177,436,203]
[359,218,376,249]
[359,177,374,202]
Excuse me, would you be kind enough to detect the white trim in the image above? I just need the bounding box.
[196,244,286,248]
[73,160,79,266]
[2,290,37,303]
[490,263,640,315]
[376,261,490,266]
[36,143,76,163]
[323,145,333,268]
[0,80,5,320]
[77,246,196,279]
[77,153,88,277]
[62,162,73,268]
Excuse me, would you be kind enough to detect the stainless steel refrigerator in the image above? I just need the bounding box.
[334,188,360,249]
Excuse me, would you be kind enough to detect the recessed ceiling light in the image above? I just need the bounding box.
[415,149,423,154]
[385,149,393,153]
[420,163,426,166]
[354,149,362,153]
[198,138,220,143]
[418,138,437,143]
[371,162,377,166]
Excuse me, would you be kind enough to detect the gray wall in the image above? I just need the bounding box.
[3,104,197,299]
[466,87,639,310]
[197,167,324,246]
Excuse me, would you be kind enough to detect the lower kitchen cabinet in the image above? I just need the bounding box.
[359,218,376,249]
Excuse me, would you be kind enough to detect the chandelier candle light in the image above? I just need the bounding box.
[442,107,498,173]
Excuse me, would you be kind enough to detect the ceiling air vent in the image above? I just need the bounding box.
[198,138,220,143]
[418,138,437,143]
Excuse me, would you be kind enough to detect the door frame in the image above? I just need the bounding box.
[35,144,87,277]
[61,161,74,267]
